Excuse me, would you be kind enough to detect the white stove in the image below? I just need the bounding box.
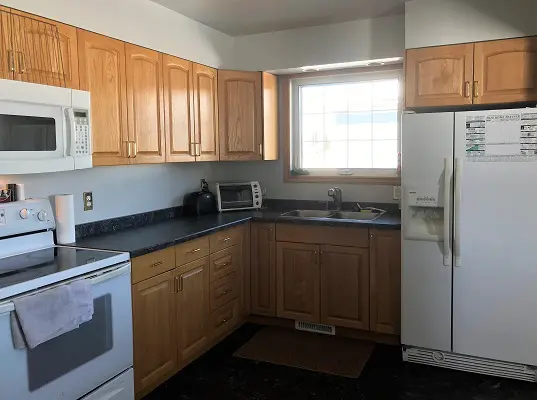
[0,199,134,400]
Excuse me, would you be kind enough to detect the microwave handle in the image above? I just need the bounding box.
[66,107,76,157]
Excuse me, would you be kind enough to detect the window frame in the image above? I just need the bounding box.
[283,65,403,185]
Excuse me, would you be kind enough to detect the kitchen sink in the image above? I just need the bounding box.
[280,210,335,218]
[330,211,382,221]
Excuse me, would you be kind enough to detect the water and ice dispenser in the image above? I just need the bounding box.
[402,186,445,242]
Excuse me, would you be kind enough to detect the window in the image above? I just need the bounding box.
[288,68,402,183]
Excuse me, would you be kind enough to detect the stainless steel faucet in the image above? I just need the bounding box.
[328,187,343,210]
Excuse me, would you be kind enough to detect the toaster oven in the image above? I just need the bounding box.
[216,182,262,212]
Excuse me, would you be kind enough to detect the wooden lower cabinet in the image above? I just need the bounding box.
[176,257,209,364]
[320,245,370,330]
[276,242,320,322]
[132,271,177,394]
[250,222,276,316]
[369,229,401,335]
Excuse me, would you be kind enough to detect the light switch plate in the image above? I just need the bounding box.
[83,192,93,211]
[393,186,401,201]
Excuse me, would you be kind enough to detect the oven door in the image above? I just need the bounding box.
[218,184,255,211]
[0,263,133,400]
[0,100,73,174]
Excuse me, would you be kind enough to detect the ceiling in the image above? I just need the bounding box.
[150,0,408,36]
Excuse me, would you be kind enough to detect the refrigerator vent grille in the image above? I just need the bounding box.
[403,347,537,382]
[295,321,335,335]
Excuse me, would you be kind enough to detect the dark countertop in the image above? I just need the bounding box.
[72,209,400,258]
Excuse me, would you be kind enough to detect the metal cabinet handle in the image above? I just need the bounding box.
[172,276,178,293]
[196,143,201,156]
[219,261,231,268]
[189,143,196,157]
[7,50,14,72]
[17,52,24,74]
[151,260,164,268]
[217,317,231,327]
[126,141,131,158]
[473,81,479,98]
[464,81,470,98]
[132,141,138,157]
[220,237,231,243]
[188,248,201,254]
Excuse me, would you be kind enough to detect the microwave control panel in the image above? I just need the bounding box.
[74,110,91,156]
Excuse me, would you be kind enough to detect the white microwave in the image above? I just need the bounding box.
[0,79,92,175]
[216,181,263,211]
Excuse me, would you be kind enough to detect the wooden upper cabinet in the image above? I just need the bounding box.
[320,245,369,330]
[262,72,278,161]
[276,242,320,323]
[250,222,276,316]
[10,11,79,88]
[369,229,401,335]
[78,30,128,166]
[0,8,12,80]
[176,258,209,365]
[163,55,196,163]
[194,64,219,161]
[474,37,537,104]
[218,70,263,161]
[132,271,177,394]
[126,44,165,164]
[406,44,474,108]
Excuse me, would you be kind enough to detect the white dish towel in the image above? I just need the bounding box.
[11,279,94,349]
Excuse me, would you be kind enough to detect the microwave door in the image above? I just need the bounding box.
[220,185,254,210]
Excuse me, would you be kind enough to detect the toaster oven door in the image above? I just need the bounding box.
[218,184,254,211]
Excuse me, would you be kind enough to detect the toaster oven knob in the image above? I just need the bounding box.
[19,208,29,219]
[37,211,48,221]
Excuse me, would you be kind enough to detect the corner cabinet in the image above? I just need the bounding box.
[125,44,166,164]
[77,30,129,166]
[250,223,277,316]
[218,70,278,161]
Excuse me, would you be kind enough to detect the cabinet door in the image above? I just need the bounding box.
[78,30,129,166]
[405,44,474,108]
[370,229,401,335]
[262,72,278,160]
[276,242,320,322]
[126,44,165,164]
[194,63,219,161]
[10,11,79,88]
[163,55,196,162]
[250,222,276,316]
[176,257,209,364]
[320,245,369,330]
[0,8,12,80]
[132,271,177,394]
[218,70,262,161]
[474,37,537,104]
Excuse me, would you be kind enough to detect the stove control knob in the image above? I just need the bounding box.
[37,211,48,221]
[19,208,29,219]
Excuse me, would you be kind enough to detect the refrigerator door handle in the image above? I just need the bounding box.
[454,157,462,267]
[443,157,452,266]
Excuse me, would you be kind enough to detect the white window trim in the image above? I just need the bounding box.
[290,68,403,179]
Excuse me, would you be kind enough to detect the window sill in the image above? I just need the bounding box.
[284,173,401,185]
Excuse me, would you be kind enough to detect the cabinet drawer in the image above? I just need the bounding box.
[131,247,175,284]
[210,272,238,311]
[209,299,240,340]
[209,245,239,282]
[276,224,369,248]
[175,236,210,266]
[210,226,242,253]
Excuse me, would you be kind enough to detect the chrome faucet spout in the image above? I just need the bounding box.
[327,187,343,211]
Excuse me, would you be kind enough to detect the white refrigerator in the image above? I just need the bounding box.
[401,109,537,381]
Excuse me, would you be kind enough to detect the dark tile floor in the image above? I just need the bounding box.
[144,324,537,400]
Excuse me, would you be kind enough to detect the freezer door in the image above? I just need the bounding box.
[401,112,454,351]
[453,109,537,366]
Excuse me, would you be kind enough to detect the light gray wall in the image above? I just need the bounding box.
[233,14,405,71]
[0,163,212,224]
[3,0,234,68]
[405,0,537,49]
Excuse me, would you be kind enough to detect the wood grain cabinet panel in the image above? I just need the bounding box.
[218,70,263,161]
[406,44,474,108]
[250,222,276,316]
[474,37,537,104]
[262,72,278,161]
[131,246,175,284]
[0,8,12,80]
[194,63,219,161]
[320,245,370,330]
[176,257,209,364]
[163,55,196,162]
[276,242,320,323]
[10,11,79,88]
[209,299,240,341]
[126,44,165,164]
[78,30,128,166]
[369,229,401,335]
[132,271,177,394]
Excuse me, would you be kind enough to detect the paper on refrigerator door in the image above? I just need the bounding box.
[466,112,537,162]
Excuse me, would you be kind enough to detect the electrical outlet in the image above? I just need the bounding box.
[83,192,93,211]
[393,186,401,201]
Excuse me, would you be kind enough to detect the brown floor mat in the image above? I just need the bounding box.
[233,326,374,378]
